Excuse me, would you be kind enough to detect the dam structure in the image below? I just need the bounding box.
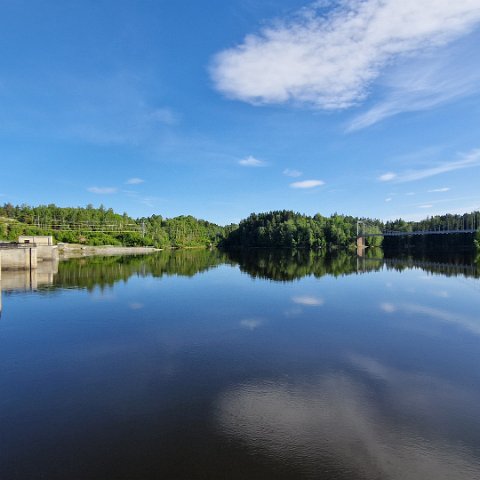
[0,236,58,270]
[0,236,58,315]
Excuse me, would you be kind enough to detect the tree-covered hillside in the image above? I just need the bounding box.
[220,211,382,249]
[0,203,478,252]
[0,203,232,248]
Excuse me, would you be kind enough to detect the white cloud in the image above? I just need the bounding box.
[385,197,392,203]
[283,168,303,178]
[418,204,433,209]
[428,187,450,193]
[378,149,480,183]
[238,155,267,167]
[406,192,416,196]
[379,172,397,182]
[126,177,145,185]
[211,1,480,111]
[292,295,324,306]
[290,179,325,189]
[87,186,117,194]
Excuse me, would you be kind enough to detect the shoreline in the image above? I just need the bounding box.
[58,245,162,259]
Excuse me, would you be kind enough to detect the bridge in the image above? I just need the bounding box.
[356,220,479,251]
[362,228,477,237]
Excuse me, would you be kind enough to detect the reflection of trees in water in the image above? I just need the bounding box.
[225,249,383,282]
[381,256,480,279]
[52,248,480,290]
[54,250,229,291]
[383,233,477,254]
[226,248,480,281]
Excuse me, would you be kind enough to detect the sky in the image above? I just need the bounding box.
[1,0,480,225]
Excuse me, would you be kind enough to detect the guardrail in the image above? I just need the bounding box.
[363,229,477,237]
[0,242,37,248]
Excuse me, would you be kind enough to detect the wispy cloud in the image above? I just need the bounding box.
[125,177,145,185]
[428,187,450,193]
[378,149,480,183]
[290,179,324,189]
[148,108,180,126]
[238,155,267,167]
[347,37,480,130]
[379,172,397,182]
[87,186,118,194]
[283,168,303,178]
[418,204,433,209]
[122,189,164,209]
[385,198,393,203]
[211,1,480,112]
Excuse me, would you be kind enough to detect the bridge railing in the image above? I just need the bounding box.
[363,228,477,237]
[0,242,37,249]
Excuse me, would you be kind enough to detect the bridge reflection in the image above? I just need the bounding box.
[357,255,479,278]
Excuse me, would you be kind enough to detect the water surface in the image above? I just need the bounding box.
[1,250,480,479]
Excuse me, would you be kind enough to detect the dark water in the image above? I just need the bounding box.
[1,250,480,480]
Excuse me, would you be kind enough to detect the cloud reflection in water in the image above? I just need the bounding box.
[215,357,480,479]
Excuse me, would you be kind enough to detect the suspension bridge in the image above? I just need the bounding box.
[356,219,479,250]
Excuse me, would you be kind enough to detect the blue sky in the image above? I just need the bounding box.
[1,0,480,225]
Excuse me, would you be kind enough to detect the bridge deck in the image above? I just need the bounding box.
[363,229,477,237]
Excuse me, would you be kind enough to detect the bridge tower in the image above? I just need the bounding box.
[356,221,366,256]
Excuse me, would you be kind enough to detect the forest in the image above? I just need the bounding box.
[0,203,232,249]
[0,203,479,252]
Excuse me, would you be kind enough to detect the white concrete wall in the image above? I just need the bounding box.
[18,235,53,246]
[36,245,58,261]
[0,247,37,269]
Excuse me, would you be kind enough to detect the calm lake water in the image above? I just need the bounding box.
[1,250,480,479]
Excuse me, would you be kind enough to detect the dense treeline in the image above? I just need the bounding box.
[0,203,479,252]
[385,211,480,232]
[220,211,382,250]
[137,214,236,248]
[223,210,479,252]
[0,203,232,248]
[384,212,480,254]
